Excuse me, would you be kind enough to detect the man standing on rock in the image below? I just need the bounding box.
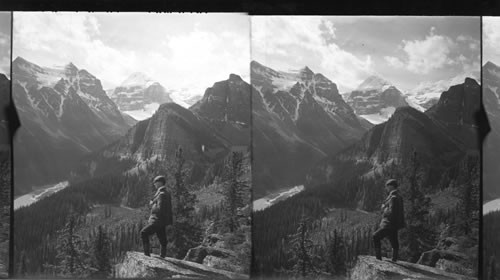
[373,179,405,262]
[141,175,173,258]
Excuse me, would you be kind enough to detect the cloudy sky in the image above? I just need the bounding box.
[484,17,500,65]
[0,13,11,76]
[252,16,480,93]
[13,12,249,100]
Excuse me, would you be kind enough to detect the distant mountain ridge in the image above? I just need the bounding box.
[405,74,478,111]
[12,56,132,195]
[251,61,367,198]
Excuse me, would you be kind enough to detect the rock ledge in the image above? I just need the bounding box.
[116,251,248,279]
[350,255,476,280]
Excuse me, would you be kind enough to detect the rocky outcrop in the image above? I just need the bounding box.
[184,246,243,273]
[116,251,247,279]
[350,255,476,280]
[184,246,236,263]
[417,237,476,277]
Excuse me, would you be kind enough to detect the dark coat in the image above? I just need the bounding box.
[379,189,405,230]
[148,186,173,226]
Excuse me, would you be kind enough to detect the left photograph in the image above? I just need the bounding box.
[0,12,11,279]
[12,12,251,278]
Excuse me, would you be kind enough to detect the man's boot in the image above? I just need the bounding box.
[143,240,150,257]
[391,248,398,262]
[160,245,167,258]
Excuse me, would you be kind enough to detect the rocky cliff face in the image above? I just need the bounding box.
[350,255,476,280]
[12,57,132,195]
[115,251,247,279]
[251,61,366,198]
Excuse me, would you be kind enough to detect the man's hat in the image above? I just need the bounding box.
[385,179,398,188]
[153,175,166,185]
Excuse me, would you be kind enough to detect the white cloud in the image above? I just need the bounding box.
[484,17,500,64]
[384,56,405,68]
[0,33,8,46]
[0,32,9,76]
[14,12,138,88]
[401,29,455,74]
[252,16,373,91]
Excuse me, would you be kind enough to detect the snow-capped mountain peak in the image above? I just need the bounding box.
[120,72,156,88]
[356,75,392,91]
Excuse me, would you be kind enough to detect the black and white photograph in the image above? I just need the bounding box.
[251,16,481,279]
[0,11,11,279]
[482,16,500,280]
[11,12,251,278]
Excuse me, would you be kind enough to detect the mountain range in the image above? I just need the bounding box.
[250,61,367,198]
[12,57,133,195]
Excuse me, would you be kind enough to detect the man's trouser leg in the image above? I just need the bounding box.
[389,229,399,262]
[373,227,391,260]
[140,223,157,257]
[156,226,167,258]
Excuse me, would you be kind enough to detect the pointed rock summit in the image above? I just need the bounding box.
[120,72,155,87]
[356,75,392,91]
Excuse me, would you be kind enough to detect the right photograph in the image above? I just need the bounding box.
[251,16,481,279]
[483,16,500,280]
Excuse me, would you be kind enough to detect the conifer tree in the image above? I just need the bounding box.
[55,213,89,277]
[91,225,112,277]
[327,229,346,275]
[288,211,317,278]
[221,151,249,232]
[400,151,435,263]
[171,147,202,259]
[489,256,497,280]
